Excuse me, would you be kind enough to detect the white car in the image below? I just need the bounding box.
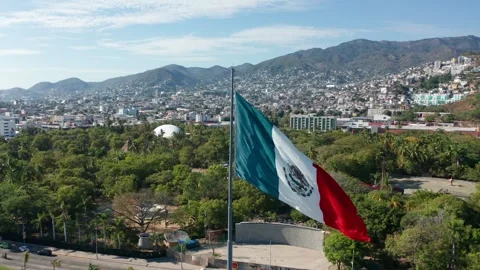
[18,246,29,252]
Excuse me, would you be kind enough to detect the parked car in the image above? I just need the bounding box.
[0,242,10,249]
[37,248,52,256]
[18,246,29,252]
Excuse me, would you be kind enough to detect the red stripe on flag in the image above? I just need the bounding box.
[313,164,371,242]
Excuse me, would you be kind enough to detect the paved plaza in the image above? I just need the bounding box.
[191,243,332,269]
[391,175,477,198]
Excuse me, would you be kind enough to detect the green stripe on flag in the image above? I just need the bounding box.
[235,92,279,198]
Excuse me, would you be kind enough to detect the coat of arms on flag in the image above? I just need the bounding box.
[283,164,314,197]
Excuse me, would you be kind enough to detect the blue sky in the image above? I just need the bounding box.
[0,0,479,89]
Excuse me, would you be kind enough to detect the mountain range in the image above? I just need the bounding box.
[2,35,480,99]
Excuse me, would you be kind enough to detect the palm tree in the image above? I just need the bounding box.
[447,217,464,269]
[404,200,416,211]
[51,259,61,270]
[49,210,56,241]
[97,212,111,248]
[111,217,126,248]
[33,212,47,239]
[60,201,69,242]
[378,133,396,182]
[150,232,165,252]
[395,137,426,173]
[88,264,100,270]
[23,250,29,270]
[447,143,462,178]
[389,194,403,209]
[306,145,318,161]
[76,216,82,243]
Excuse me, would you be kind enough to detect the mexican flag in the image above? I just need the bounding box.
[235,93,370,242]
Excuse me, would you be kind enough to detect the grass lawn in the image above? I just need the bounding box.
[0,266,12,270]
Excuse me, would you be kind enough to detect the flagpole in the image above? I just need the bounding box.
[227,67,234,270]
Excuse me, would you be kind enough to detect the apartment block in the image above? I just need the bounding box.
[0,118,16,138]
[289,114,336,132]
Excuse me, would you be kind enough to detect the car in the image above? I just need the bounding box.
[0,242,10,249]
[18,245,29,252]
[37,248,52,256]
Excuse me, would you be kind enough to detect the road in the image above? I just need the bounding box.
[0,242,200,270]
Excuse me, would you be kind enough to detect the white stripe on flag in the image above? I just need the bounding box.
[272,126,324,222]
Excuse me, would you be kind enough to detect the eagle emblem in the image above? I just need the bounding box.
[283,164,314,197]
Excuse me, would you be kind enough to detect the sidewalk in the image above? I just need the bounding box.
[9,241,202,270]
[55,248,200,269]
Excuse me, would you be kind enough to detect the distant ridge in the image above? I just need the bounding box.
[2,35,480,98]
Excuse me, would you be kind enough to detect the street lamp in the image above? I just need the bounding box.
[204,210,208,245]
[94,221,98,260]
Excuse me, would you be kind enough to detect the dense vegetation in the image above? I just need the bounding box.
[0,122,479,269]
[420,73,453,90]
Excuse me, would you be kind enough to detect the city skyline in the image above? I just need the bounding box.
[1,0,479,89]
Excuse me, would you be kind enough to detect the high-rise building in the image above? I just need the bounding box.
[118,107,139,116]
[434,61,442,70]
[0,118,16,138]
[289,114,336,132]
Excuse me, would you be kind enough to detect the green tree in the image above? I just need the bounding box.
[88,264,100,270]
[290,209,309,223]
[33,212,48,238]
[425,115,436,122]
[179,146,195,167]
[32,133,53,151]
[150,233,165,252]
[324,232,365,269]
[97,211,111,248]
[59,201,69,242]
[386,215,450,269]
[111,217,126,249]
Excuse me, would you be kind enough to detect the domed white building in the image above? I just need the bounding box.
[153,124,182,138]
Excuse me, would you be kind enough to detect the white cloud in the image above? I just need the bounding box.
[0,67,131,74]
[26,35,77,42]
[0,49,40,56]
[0,33,4,38]
[93,55,122,60]
[98,25,361,58]
[70,46,97,50]
[230,25,356,45]
[0,0,316,30]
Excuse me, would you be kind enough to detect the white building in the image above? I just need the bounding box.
[413,93,466,106]
[99,105,109,113]
[290,114,336,132]
[195,113,210,123]
[153,124,182,138]
[367,108,385,117]
[451,65,466,76]
[0,118,16,138]
[118,107,139,116]
[373,114,391,122]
